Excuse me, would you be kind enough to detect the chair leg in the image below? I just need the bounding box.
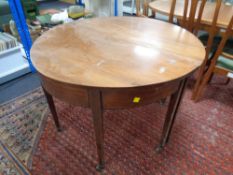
[192,63,206,100]
[192,50,216,100]
[193,66,215,102]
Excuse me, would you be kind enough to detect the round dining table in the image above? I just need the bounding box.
[31,17,205,171]
[149,0,233,29]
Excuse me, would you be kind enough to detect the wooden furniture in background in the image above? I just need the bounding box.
[166,0,207,33]
[192,0,225,100]
[149,0,233,29]
[136,0,154,16]
[193,16,233,101]
[31,17,205,171]
[149,0,232,101]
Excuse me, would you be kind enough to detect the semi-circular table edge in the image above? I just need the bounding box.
[39,67,198,110]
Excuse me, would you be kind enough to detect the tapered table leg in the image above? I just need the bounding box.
[42,86,61,132]
[89,89,105,171]
[156,78,187,152]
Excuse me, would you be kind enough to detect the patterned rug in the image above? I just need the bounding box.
[0,88,48,175]
[31,76,233,175]
[1,76,232,174]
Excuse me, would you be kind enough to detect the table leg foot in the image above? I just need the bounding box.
[155,144,164,153]
[57,127,62,132]
[96,163,105,172]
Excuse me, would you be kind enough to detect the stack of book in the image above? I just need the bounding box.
[0,33,18,52]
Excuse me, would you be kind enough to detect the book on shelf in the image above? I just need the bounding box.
[0,32,18,52]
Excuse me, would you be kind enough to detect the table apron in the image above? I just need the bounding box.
[40,75,89,107]
[101,81,180,109]
[40,75,181,109]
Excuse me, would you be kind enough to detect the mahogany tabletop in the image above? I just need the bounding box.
[149,1,233,29]
[31,17,205,88]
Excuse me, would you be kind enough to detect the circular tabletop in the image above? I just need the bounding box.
[149,1,233,29]
[31,17,205,88]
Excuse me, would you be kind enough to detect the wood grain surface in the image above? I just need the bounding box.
[31,17,205,88]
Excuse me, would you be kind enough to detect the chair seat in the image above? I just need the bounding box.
[217,56,233,71]
[199,34,233,55]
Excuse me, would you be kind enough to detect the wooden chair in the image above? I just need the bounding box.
[156,0,207,32]
[193,15,233,101]
[192,0,233,100]
[136,0,150,17]
[136,0,213,34]
[135,0,208,105]
[136,0,231,102]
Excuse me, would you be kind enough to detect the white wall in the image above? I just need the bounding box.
[84,0,123,16]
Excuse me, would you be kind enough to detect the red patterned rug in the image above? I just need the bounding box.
[32,76,233,175]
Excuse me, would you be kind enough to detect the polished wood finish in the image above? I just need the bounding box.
[193,16,233,101]
[31,17,205,88]
[151,0,228,100]
[31,17,206,170]
[149,0,233,29]
[147,0,208,102]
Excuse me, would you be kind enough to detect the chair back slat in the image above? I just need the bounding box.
[186,0,199,31]
[193,0,207,34]
[136,0,150,17]
[204,0,222,58]
[168,0,208,33]
[182,0,189,26]
[168,0,177,23]
[136,0,141,16]
[211,16,233,62]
